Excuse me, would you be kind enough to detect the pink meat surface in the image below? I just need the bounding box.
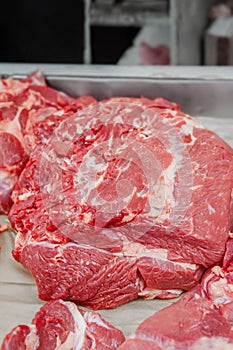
[0,71,95,214]
[9,97,233,309]
[119,240,233,349]
[1,299,125,350]
[139,42,170,65]
[230,193,233,233]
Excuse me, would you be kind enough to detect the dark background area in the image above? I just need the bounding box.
[0,1,85,63]
[0,1,139,64]
[1,1,229,66]
[91,26,139,64]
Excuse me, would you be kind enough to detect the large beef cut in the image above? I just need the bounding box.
[119,239,233,350]
[1,299,125,350]
[0,70,95,214]
[9,96,233,309]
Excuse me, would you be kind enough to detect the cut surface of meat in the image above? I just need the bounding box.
[9,96,233,309]
[119,241,233,349]
[0,132,28,212]
[1,299,125,350]
[12,241,202,309]
[0,71,95,214]
[23,95,96,151]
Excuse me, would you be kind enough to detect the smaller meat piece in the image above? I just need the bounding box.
[119,289,233,349]
[1,299,125,350]
[119,240,233,350]
[0,70,71,214]
[0,70,96,214]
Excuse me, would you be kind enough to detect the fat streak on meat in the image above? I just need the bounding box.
[1,299,125,350]
[9,96,233,309]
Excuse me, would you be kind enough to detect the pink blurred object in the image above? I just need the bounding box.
[139,42,170,65]
[209,4,231,21]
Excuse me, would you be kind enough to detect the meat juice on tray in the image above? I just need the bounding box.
[1,71,233,349]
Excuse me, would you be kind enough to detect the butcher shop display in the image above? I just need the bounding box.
[1,299,125,349]
[0,70,233,349]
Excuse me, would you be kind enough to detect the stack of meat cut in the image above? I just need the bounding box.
[1,71,233,349]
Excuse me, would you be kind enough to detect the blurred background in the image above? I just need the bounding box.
[1,0,233,65]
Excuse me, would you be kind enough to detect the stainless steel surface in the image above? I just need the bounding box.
[1,63,233,80]
[0,63,232,344]
[1,64,233,119]
[5,68,233,120]
[46,77,233,119]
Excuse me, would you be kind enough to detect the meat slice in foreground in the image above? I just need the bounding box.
[9,98,233,309]
[119,239,233,350]
[1,299,125,350]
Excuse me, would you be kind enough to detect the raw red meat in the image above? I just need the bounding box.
[119,286,233,349]
[0,70,68,213]
[0,71,95,214]
[1,299,125,350]
[119,240,233,349]
[9,97,233,309]
[0,133,28,213]
[230,193,233,233]
[139,42,170,65]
